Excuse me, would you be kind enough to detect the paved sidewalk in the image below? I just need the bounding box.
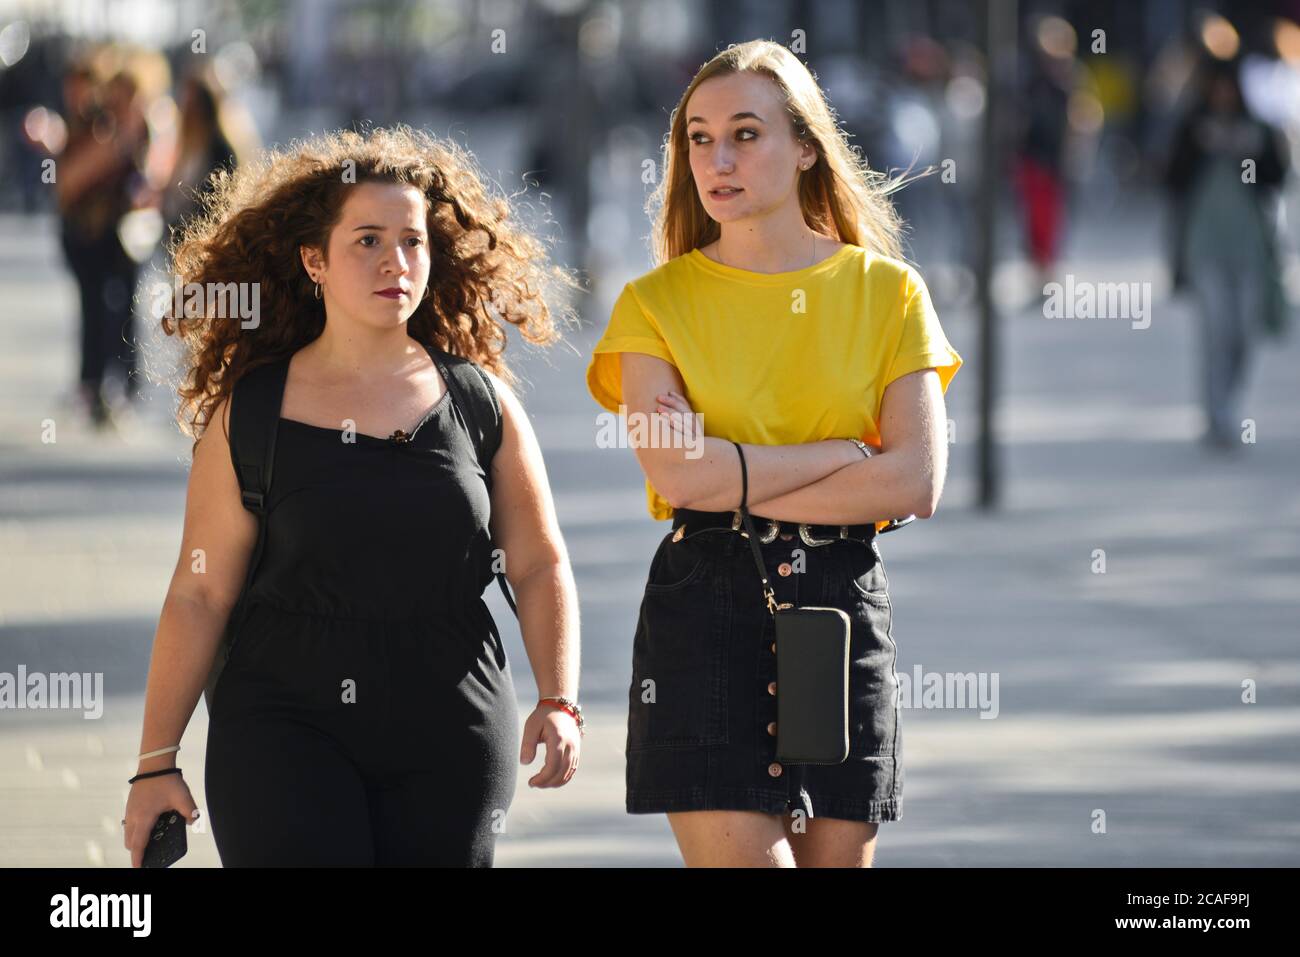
[2,191,1298,866]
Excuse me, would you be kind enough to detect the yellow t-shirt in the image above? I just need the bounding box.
[585,243,963,526]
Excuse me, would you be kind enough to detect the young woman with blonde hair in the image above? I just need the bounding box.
[124,126,583,866]
[587,40,962,867]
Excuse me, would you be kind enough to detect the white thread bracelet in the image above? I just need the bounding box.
[138,745,180,760]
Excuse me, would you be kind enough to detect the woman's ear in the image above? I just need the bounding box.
[299,245,323,281]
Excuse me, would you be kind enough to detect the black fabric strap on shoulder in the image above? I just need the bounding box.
[228,359,289,516]
[424,344,517,619]
[204,357,288,711]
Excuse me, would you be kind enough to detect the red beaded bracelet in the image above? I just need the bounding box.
[538,697,585,733]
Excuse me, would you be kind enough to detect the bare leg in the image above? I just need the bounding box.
[784,812,880,868]
[667,810,796,867]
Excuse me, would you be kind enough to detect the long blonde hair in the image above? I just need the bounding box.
[648,39,927,265]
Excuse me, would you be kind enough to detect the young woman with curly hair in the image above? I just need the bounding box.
[123,126,583,867]
[586,41,963,867]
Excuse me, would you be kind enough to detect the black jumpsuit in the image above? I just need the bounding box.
[204,381,519,866]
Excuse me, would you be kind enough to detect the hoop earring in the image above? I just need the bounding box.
[314,282,322,300]
[421,285,430,301]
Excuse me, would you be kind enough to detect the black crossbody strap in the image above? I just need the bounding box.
[732,441,780,617]
[427,345,518,619]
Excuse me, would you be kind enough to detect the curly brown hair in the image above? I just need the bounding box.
[160,124,580,446]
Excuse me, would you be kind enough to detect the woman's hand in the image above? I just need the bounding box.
[123,773,201,868]
[655,390,703,449]
[520,704,581,788]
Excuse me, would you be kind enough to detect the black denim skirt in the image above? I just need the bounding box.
[625,521,902,824]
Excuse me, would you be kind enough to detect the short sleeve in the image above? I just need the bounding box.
[585,283,676,413]
[883,266,963,394]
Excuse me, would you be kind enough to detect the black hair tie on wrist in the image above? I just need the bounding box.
[129,767,182,784]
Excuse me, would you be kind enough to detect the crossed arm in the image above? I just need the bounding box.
[618,352,948,525]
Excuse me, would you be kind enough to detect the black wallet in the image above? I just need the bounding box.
[732,441,850,765]
[774,607,851,763]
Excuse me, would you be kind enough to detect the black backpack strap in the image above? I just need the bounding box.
[202,358,288,712]
[424,345,518,619]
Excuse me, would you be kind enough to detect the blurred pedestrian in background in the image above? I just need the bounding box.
[159,62,260,243]
[1163,53,1291,451]
[1013,18,1076,279]
[49,43,170,430]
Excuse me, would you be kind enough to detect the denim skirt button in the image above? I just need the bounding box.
[767,721,777,736]
[767,681,777,696]
[768,762,783,777]
[777,562,792,577]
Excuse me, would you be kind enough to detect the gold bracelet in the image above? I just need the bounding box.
[848,439,872,458]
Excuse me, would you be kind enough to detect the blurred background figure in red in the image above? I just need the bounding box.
[1013,15,1078,280]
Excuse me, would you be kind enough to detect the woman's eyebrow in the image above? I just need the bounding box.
[686,111,766,126]
[350,224,427,232]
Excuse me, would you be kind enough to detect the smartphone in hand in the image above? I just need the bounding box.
[140,809,188,868]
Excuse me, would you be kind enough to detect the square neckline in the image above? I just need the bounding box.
[276,341,454,442]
